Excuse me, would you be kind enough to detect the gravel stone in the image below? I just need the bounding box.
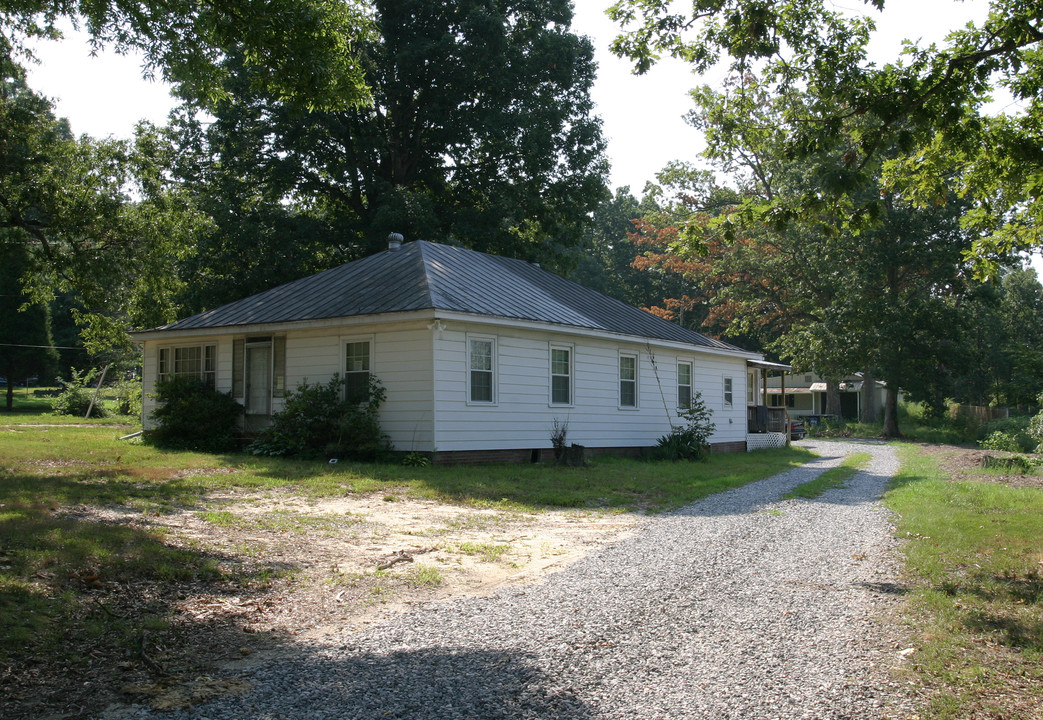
[113,439,916,720]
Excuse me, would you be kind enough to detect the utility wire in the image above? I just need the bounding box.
[0,343,89,350]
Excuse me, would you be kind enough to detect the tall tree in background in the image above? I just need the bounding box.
[631,76,978,436]
[0,244,57,410]
[0,70,208,352]
[608,0,1041,276]
[1,0,379,350]
[169,0,608,312]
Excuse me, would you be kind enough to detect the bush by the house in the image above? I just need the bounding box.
[50,368,108,418]
[248,374,391,460]
[657,392,716,461]
[148,376,243,452]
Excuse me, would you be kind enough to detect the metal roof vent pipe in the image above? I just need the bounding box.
[387,232,404,251]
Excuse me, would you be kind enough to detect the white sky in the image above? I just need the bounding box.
[21,0,1038,272]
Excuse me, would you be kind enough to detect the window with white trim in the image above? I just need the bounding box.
[158,344,216,387]
[468,336,495,403]
[723,376,733,408]
[550,345,572,405]
[747,372,755,403]
[677,361,692,408]
[619,353,637,408]
[345,340,371,402]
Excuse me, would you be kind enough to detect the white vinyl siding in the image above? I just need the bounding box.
[550,344,572,406]
[143,318,753,451]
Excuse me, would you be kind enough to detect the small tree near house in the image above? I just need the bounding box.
[657,392,716,460]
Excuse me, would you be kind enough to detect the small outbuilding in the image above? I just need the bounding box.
[134,239,770,462]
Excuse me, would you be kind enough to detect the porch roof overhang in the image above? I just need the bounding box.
[747,359,792,372]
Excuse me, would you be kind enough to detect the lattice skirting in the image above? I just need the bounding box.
[746,432,788,451]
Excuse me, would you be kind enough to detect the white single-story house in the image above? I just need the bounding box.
[764,371,890,421]
[134,238,777,462]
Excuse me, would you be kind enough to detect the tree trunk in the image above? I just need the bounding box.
[5,380,12,411]
[861,367,878,424]
[882,385,901,438]
[825,378,842,418]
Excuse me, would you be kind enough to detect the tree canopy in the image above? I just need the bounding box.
[608,0,1043,274]
[167,0,608,312]
[1,0,374,110]
[0,70,207,353]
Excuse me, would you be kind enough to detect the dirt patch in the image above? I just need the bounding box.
[911,443,1043,489]
[4,492,639,719]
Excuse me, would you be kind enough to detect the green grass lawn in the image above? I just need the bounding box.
[0,418,812,676]
[886,444,1043,719]
[0,386,140,426]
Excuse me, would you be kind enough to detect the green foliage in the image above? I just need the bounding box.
[111,378,142,417]
[1029,404,1043,454]
[1,71,210,354]
[50,368,107,418]
[148,376,242,452]
[401,452,431,468]
[0,244,58,411]
[978,431,1024,453]
[165,0,608,313]
[657,392,716,460]
[978,416,1034,453]
[609,0,1043,271]
[1,0,373,111]
[249,374,391,460]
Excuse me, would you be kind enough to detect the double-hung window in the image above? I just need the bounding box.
[345,340,371,403]
[619,353,637,408]
[158,344,216,387]
[723,376,734,408]
[550,345,572,405]
[468,336,495,403]
[677,361,692,408]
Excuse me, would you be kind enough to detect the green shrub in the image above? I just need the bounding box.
[112,378,142,417]
[147,376,243,452]
[980,416,1035,452]
[657,392,716,461]
[50,368,107,418]
[248,374,391,460]
[979,431,1024,453]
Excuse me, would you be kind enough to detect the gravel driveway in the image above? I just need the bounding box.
[116,439,915,720]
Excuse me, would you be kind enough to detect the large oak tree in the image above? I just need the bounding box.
[169,0,609,311]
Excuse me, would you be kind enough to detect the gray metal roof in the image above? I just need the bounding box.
[153,240,743,351]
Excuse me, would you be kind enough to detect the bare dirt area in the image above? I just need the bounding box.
[912,442,1043,489]
[6,492,640,720]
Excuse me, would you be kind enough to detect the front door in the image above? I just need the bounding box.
[245,344,272,417]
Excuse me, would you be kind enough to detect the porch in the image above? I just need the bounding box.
[746,405,791,450]
[746,359,793,452]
